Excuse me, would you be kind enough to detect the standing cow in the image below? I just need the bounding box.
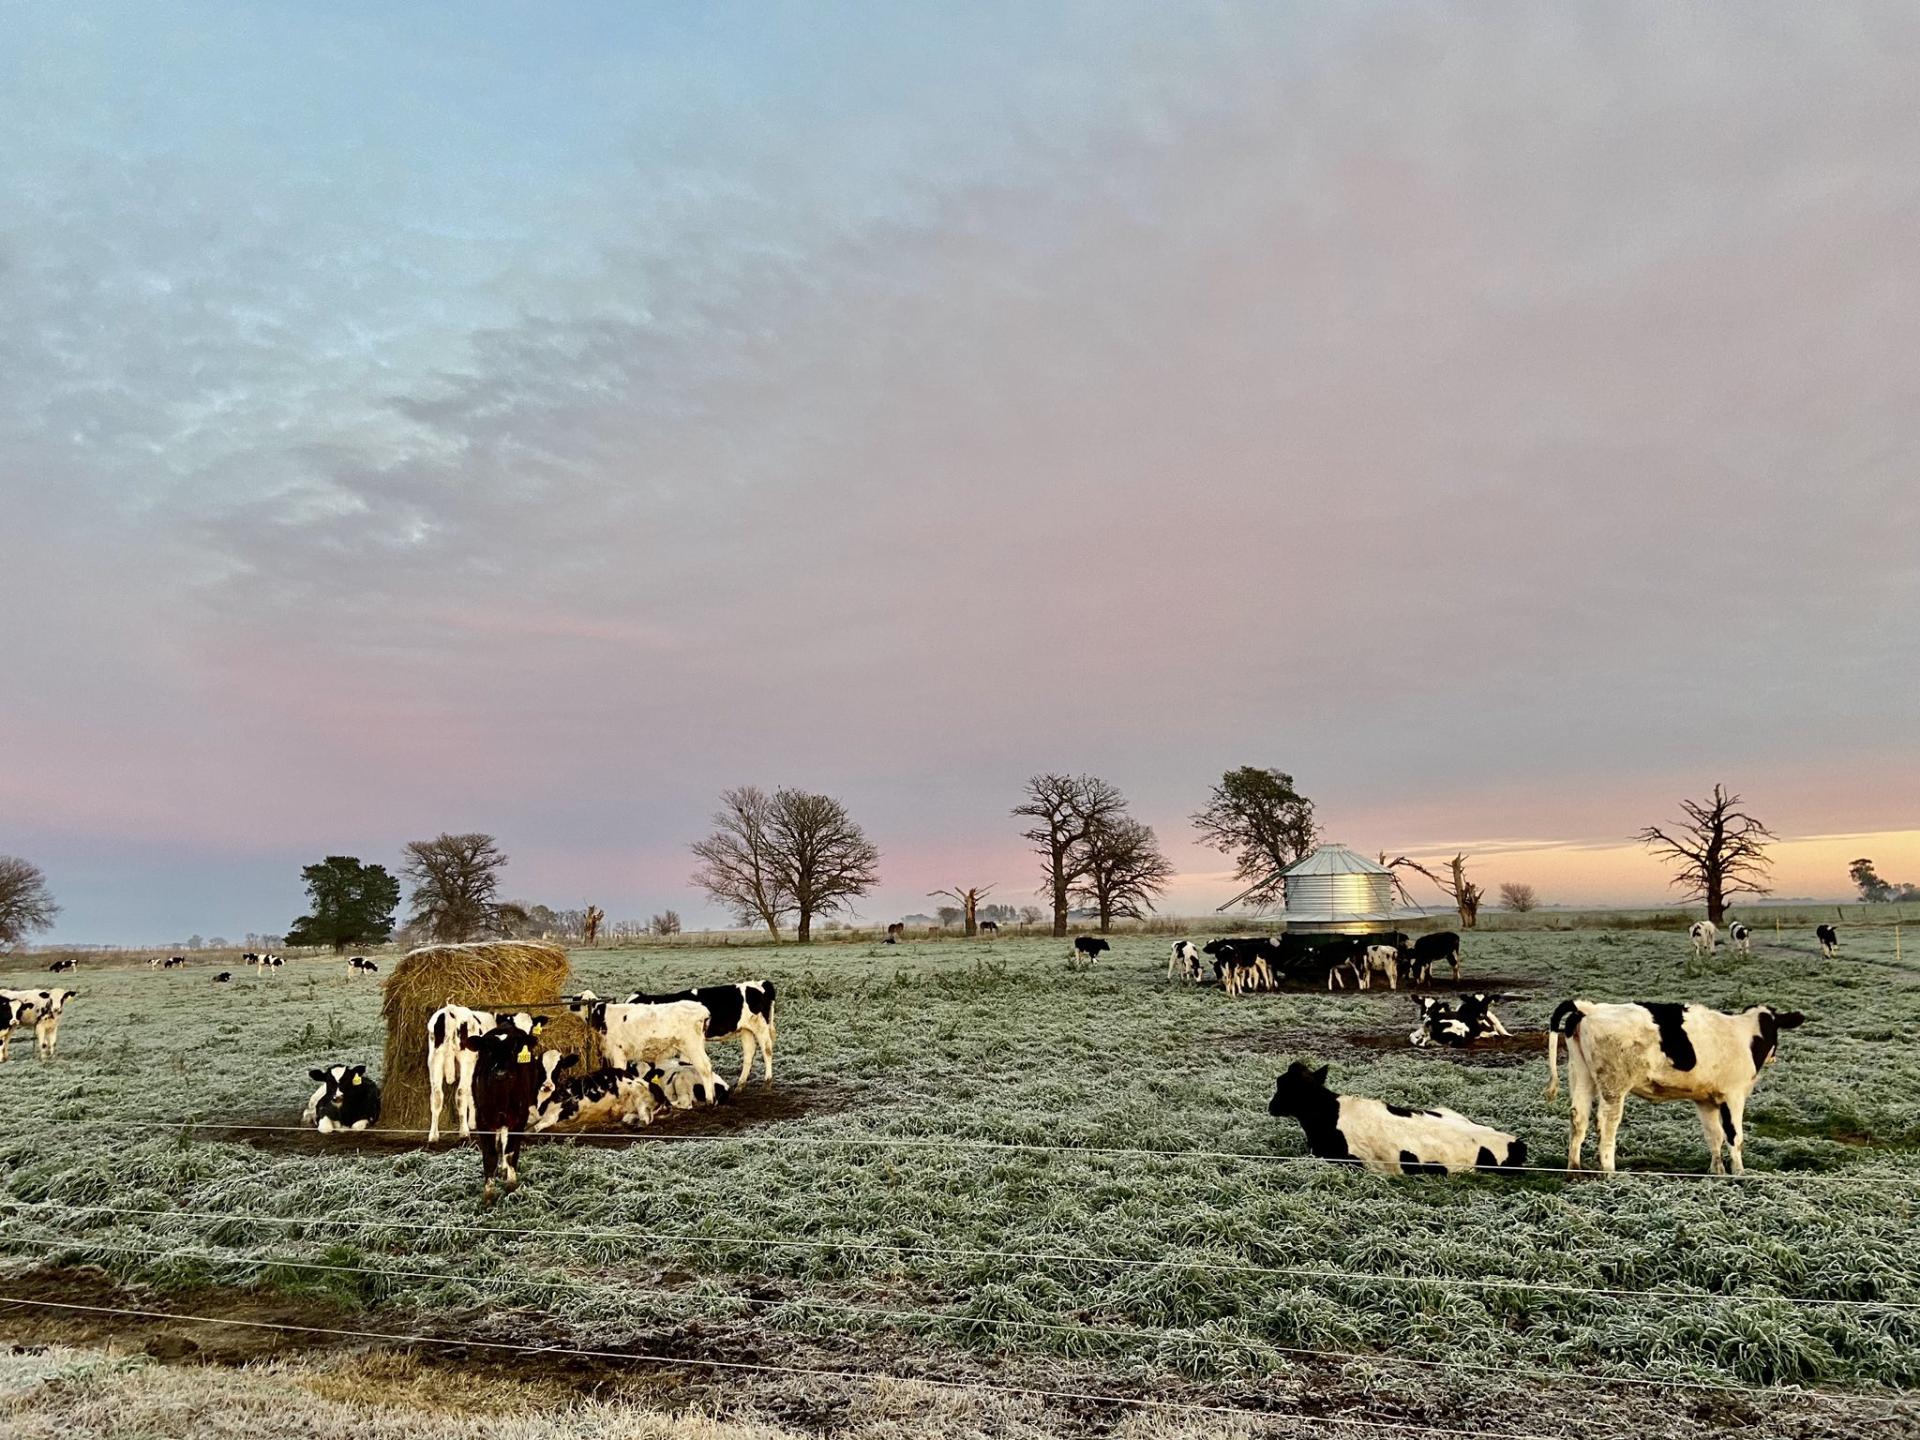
[1816,924,1839,959]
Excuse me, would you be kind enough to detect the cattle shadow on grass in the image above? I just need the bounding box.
[219,1078,854,1157]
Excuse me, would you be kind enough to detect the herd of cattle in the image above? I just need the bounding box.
[1,918,1841,1193]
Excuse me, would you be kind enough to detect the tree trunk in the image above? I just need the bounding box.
[1051,850,1070,937]
[764,912,782,942]
[796,910,812,944]
[1098,901,1113,934]
[1706,875,1726,924]
[963,891,977,937]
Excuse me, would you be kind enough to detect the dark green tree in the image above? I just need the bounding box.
[1851,858,1893,903]
[1191,766,1318,908]
[287,855,402,952]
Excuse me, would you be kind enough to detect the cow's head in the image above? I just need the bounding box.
[1749,1006,1807,1069]
[1268,1060,1332,1118]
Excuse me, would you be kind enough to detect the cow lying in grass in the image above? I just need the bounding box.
[303,1063,381,1133]
[1268,1061,1526,1175]
[0,989,76,1063]
[647,1056,732,1109]
[615,980,776,1086]
[425,1006,545,1142]
[1408,993,1511,1048]
[528,1055,663,1131]
[1545,1000,1805,1174]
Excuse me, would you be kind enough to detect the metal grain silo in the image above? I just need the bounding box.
[1280,844,1396,934]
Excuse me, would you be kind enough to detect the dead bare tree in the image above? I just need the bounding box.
[0,856,60,951]
[765,788,881,944]
[1385,851,1485,929]
[1073,817,1175,933]
[582,904,605,945]
[1013,774,1127,938]
[690,786,792,941]
[928,884,995,937]
[1637,783,1774,923]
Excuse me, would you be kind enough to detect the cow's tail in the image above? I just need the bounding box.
[1544,999,1585,1100]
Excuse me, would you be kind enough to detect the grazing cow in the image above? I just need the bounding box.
[212,972,232,983]
[242,952,260,967]
[617,980,776,1086]
[303,1063,381,1133]
[0,989,77,1063]
[979,920,999,935]
[1267,1061,1526,1175]
[647,1056,733,1109]
[1316,938,1366,991]
[885,922,905,944]
[1729,922,1751,956]
[1220,951,1275,996]
[1071,936,1111,965]
[164,956,188,969]
[528,1055,661,1132]
[1358,945,1400,991]
[425,1005,545,1143]
[566,992,721,1092]
[347,956,379,976]
[1688,921,1717,960]
[46,958,76,974]
[461,1022,551,1203]
[148,957,165,969]
[262,953,284,972]
[1816,924,1839,959]
[1403,932,1463,982]
[1168,940,1205,982]
[1545,999,1806,1174]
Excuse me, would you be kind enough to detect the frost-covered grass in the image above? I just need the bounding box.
[3,926,1918,1432]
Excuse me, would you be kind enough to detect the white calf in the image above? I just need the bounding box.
[0,989,76,1062]
[568,992,720,1092]
[1546,999,1805,1174]
[1688,921,1717,959]
[1358,945,1399,991]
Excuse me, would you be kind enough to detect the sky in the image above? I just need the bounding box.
[3,3,1917,945]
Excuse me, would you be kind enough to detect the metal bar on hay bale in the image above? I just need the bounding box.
[380,940,602,1133]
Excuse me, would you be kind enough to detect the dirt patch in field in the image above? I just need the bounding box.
[212,1077,855,1157]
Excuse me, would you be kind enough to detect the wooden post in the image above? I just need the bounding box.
[1897,924,1902,963]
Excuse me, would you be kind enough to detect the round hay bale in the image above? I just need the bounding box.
[379,940,602,1133]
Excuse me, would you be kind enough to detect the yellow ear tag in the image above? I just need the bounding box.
[351,1074,362,1086]
[517,1046,531,1063]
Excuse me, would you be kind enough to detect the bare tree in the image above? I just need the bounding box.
[581,904,605,945]
[402,833,512,942]
[928,884,995,937]
[1638,783,1774,923]
[1074,817,1176,933]
[765,788,881,943]
[1013,774,1127,937]
[1192,767,1318,909]
[690,786,793,940]
[649,909,682,937]
[935,905,963,927]
[1498,882,1538,913]
[1017,905,1045,927]
[0,856,60,951]
[1385,851,1485,929]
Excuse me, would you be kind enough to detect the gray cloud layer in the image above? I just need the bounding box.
[3,4,1916,940]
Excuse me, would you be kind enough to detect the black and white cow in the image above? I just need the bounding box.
[646,1056,733,1109]
[425,1005,544,1143]
[616,981,776,1086]
[1267,1061,1526,1174]
[303,1063,381,1133]
[147,956,165,969]
[212,972,232,983]
[347,956,379,976]
[1358,945,1399,991]
[461,1021,551,1202]
[242,952,260,967]
[46,958,76,974]
[527,1054,661,1132]
[1816,924,1839,959]
[1729,922,1751,956]
[885,922,905,944]
[1071,936,1111,965]
[1402,931,1462,983]
[566,992,721,1092]
[1168,940,1205,982]
[1408,993,1511,1048]
[164,956,188,969]
[1688,921,1717,960]
[1545,999,1806,1174]
[1318,938,1366,991]
[0,989,77,1063]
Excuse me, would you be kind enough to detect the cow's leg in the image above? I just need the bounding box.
[1387,960,1397,991]
[761,1017,776,1081]
[1695,1101,1728,1175]
[426,1058,445,1143]
[1596,1091,1628,1174]
[502,1129,522,1192]
[1724,1092,1750,1176]
[478,1129,500,1204]
[457,1049,479,1137]
[1565,1061,1595,1169]
[38,1018,57,1059]
[735,1030,756,1088]
[1450,955,1461,982]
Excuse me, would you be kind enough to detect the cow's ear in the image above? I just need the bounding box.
[1312,1064,1330,1085]
[559,1052,579,1070]
[1775,1011,1806,1030]
[309,1069,328,1082]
